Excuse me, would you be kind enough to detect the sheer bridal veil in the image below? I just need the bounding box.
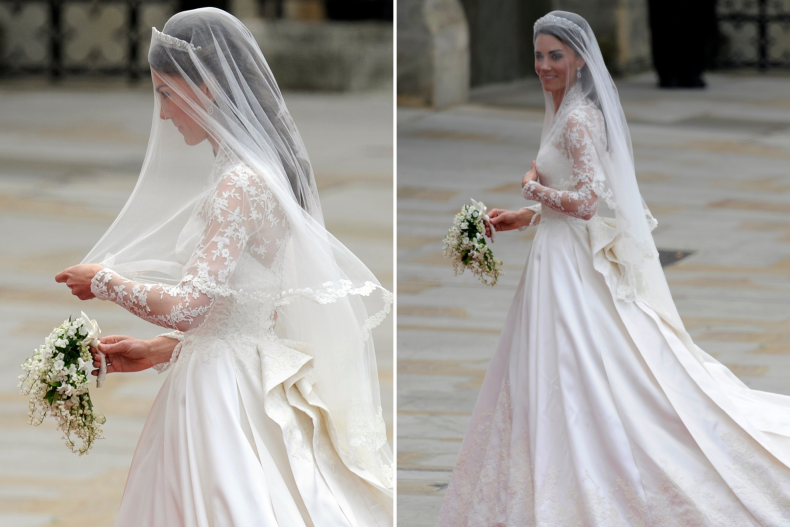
[82,8,392,492]
[534,12,689,336]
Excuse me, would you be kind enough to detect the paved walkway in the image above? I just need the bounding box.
[397,72,790,526]
[0,79,392,527]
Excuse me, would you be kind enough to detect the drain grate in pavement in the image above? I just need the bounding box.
[658,250,694,268]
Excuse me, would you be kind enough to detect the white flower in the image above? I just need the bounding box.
[77,357,92,376]
[443,202,504,287]
[19,314,106,455]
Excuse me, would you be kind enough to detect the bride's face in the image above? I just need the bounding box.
[152,69,212,146]
[534,34,585,93]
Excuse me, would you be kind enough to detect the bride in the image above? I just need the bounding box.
[54,8,392,526]
[436,11,790,527]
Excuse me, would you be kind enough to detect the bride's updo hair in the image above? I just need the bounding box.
[148,9,313,210]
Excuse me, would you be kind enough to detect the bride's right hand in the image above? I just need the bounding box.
[90,335,175,375]
[488,208,520,234]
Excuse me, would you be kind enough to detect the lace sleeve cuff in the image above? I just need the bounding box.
[91,268,117,301]
[158,331,184,342]
[519,204,542,231]
[152,331,184,374]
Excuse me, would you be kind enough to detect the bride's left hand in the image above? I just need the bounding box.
[522,160,539,188]
[55,264,104,300]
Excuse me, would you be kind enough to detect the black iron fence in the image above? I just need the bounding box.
[0,0,176,79]
[716,0,790,70]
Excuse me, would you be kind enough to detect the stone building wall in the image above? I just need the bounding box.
[397,0,653,107]
[397,0,469,107]
[553,0,651,75]
[460,0,551,87]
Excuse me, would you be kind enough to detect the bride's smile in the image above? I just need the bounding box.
[534,33,585,110]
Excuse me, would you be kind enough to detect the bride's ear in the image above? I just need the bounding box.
[198,82,216,104]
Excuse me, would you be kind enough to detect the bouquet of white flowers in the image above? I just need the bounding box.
[19,312,106,455]
[443,199,503,286]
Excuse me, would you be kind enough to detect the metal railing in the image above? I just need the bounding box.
[716,0,790,70]
[0,0,175,79]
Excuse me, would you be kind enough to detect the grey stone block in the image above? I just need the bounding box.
[397,0,470,108]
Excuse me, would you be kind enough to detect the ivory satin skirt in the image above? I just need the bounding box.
[437,212,790,527]
[116,335,391,527]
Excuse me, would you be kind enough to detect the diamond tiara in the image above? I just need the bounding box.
[152,27,202,52]
[533,14,585,37]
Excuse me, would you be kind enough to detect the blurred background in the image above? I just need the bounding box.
[0,1,392,526]
[399,0,789,107]
[397,1,790,525]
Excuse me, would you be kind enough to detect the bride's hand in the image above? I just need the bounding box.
[91,335,175,374]
[522,160,539,188]
[488,208,521,233]
[55,264,104,300]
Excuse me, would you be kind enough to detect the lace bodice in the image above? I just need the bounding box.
[523,83,610,224]
[92,144,288,339]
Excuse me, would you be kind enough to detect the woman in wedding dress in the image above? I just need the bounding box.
[436,11,790,527]
[55,8,392,526]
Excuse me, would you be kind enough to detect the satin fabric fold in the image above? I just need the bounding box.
[116,336,392,527]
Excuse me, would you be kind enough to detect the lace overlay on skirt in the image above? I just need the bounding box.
[438,378,790,527]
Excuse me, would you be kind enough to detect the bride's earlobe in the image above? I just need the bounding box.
[198,83,216,114]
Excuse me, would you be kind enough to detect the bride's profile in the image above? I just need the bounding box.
[55,7,392,526]
[436,11,790,526]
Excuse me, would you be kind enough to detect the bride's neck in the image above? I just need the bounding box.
[551,90,564,114]
[208,135,220,156]
[550,78,579,115]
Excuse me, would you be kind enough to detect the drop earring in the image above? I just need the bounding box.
[577,67,582,79]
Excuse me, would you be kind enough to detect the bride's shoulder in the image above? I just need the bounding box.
[565,100,603,126]
[214,143,268,186]
[563,101,605,138]
[215,156,272,195]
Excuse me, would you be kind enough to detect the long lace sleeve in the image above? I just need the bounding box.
[522,109,605,221]
[91,165,285,332]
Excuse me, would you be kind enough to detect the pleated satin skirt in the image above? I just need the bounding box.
[116,335,391,527]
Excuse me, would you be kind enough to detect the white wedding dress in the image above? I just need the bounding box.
[436,84,790,526]
[91,145,390,527]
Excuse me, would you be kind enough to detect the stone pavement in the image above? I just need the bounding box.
[397,72,790,526]
[0,79,392,527]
